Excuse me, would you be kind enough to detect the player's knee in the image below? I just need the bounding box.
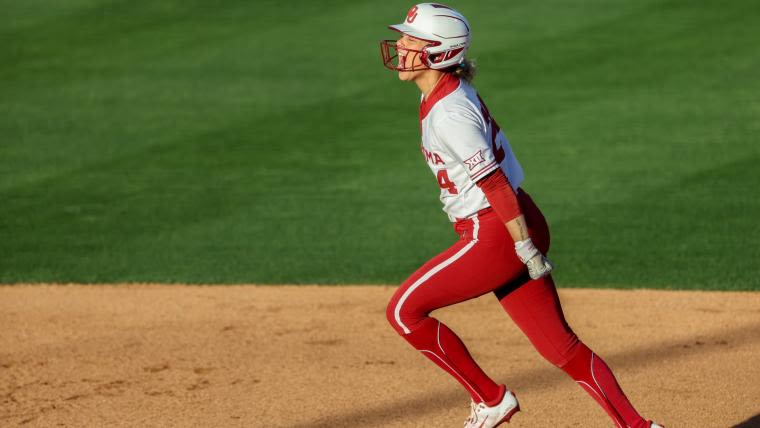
[385,295,424,336]
[385,297,405,335]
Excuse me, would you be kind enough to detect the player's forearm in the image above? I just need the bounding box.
[504,215,530,243]
[477,169,554,279]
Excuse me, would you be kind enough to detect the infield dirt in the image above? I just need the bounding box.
[1,285,759,427]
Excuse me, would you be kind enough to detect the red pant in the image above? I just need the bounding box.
[386,190,650,427]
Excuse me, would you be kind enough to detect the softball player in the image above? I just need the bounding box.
[380,4,664,428]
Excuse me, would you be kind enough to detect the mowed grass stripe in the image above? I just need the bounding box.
[1,1,758,287]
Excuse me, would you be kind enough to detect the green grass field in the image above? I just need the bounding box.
[2,0,759,288]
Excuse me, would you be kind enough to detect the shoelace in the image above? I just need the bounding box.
[464,401,486,426]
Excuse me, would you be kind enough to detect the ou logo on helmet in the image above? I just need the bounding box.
[406,5,418,23]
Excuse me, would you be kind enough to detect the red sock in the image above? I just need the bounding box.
[562,343,648,428]
[403,317,502,403]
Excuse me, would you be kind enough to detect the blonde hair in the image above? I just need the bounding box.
[452,58,477,82]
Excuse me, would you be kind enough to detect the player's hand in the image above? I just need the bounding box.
[526,254,553,280]
[514,238,554,280]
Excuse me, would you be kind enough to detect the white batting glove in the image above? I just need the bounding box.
[515,238,554,280]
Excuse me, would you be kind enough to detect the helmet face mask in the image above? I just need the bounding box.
[380,3,470,72]
[380,39,436,72]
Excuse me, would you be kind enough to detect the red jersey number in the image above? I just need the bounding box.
[477,95,506,164]
[437,170,458,195]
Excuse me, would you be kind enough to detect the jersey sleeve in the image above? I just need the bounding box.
[477,168,522,222]
[435,108,500,182]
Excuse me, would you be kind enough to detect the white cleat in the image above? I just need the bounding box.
[463,388,520,428]
[650,423,664,428]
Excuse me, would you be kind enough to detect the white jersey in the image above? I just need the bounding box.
[419,73,524,222]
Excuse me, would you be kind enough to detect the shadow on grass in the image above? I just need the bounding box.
[733,413,760,428]
[295,320,760,428]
